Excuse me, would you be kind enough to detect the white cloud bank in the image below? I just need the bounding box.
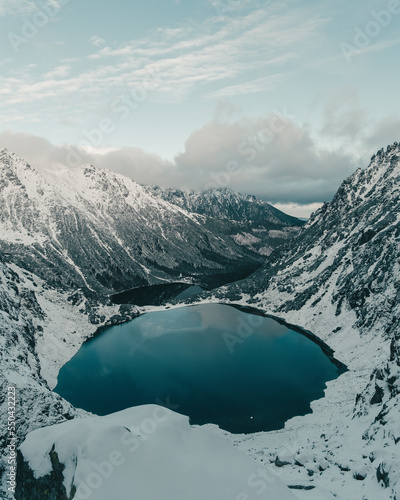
[1,105,398,217]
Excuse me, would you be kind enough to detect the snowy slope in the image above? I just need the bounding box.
[0,254,141,497]
[210,142,400,498]
[0,149,302,295]
[149,185,301,224]
[150,186,304,256]
[0,257,298,499]
[0,257,87,496]
[0,148,303,499]
[17,405,298,500]
[2,143,400,499]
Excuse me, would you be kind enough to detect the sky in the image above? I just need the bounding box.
[0,0,399,217]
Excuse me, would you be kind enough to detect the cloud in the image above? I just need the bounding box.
[320,88,368,141]
[317,89,400,163]
[89,35,106,46]
[71,6,327,104]
[341,36,400,62]
[0,3,329,129]
[0,116,361,207]
[0,130,175,186]
[364,115,400,152]
[89,147,176,183]
[0,0,35,15]
[0,58,12,67]
[43,64,71,79]
[213,100,242,123]
[0,0,60,16]
[0,131,81,167]
[272,202,323,219]
[205,73,291,100]
[172,114,359,204]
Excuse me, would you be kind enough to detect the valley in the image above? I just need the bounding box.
[0,143,399,499]
[54,303,345,434]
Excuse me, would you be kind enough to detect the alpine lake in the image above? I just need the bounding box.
[55,286,346,434]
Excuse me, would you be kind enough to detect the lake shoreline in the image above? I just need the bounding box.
[84,295,348,375]
[55,302,345,434]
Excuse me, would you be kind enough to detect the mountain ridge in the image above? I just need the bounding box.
[0,149,302,296]
[149,185,301,224]
[208,141,400,498]
[1,143,399,498]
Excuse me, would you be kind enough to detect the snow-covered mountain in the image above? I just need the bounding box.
[226,142,400,334]
[0,257,84,495]
[1,143,400,499]
[150,186,303,257]
[0,148,303,498]
[212,141,400,498]
[0,149,302,295]
[0,259,297,499]
[149,186,297,223]
[16,405,298,500]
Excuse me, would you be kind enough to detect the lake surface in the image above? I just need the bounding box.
[55,304,345,434]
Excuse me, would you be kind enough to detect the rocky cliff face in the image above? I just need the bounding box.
[0,257,80,496]
[0,150,302,296]
[0,254,140,497]
[213,142,400,498]
[2,143,400,499]
[226,142,400,336]
[150,186,304,257]
[0,149,303,498]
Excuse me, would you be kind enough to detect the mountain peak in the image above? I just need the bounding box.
[325,141,400,213]
[363,140,400,182]
[0,147,13,162]
[371,141,399,161]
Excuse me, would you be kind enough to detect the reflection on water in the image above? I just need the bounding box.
[55,304,345,434]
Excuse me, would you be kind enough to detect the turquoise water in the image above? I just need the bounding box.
[55,304,344,433]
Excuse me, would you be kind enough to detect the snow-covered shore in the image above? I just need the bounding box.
[2,142,399,499]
